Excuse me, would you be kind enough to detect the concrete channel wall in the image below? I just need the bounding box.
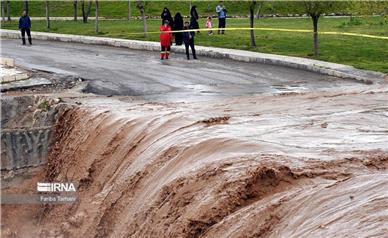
[1,127,53,169]
[1,96,64,171]
[1,29,385,82]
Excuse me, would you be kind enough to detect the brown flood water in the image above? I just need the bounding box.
[2,86,388,237]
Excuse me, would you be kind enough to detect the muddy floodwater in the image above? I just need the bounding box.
[1,39,388,238]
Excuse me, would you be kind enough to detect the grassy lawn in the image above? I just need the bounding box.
[2,1,328,18]
[2,17,387,73]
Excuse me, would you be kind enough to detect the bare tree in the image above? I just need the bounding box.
[136,0,148,37]
[95,0,99,33]
[45,0,50,30]
[128,0,131,20]
[73,0,78,21]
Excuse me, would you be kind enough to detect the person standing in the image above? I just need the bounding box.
[160,20,172,60]
[190,5,199,33]
[173,12,184,46]
[19,10,32,45]
[161,7,174,28]
[216,1,227,34]
[183,22,197,60]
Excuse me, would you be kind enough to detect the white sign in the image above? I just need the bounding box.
[37,182,76,192]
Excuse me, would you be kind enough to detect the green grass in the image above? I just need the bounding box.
[2,0,278,18]
[2,16,387,73]
[6,0,381,18]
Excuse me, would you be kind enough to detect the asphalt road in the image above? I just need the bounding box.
[1,39,364,102]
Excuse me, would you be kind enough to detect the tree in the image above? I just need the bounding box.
[23,0,28,14]
[128,0,131,20]
[136,0,148,37]
[351,0,388,20]
[1,0,5,22]
[45,0,50,30]
[255,2,262,19]
[249,1,266,47]
[249,1,257,47]
[81,0,92,23]
[95,0,99,33]
[1,0,5,21]
[6,0,10,21]
[304,1,322,56]
[287,1,348,57]
[255,1,270,19]
[73,0,78,21]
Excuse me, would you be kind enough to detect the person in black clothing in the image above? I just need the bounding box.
[161,7,174,28]
[183,22,197,60]
[173,12,184,46]
[19,10,32,45]
[190,6,200,33]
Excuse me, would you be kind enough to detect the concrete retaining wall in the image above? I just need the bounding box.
[1,29,385,82]
[1,127,53,169]
[1,96,64,171]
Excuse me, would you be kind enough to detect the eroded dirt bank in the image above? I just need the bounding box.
[2,86,388,238]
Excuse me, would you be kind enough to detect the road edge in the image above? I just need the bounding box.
[1,29,386,82]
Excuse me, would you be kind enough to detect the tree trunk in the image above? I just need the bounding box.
[73,0,77,21]
[45,0,50,30]
[312,15,319,57]
[136,1,147,37]
[24,0,28,15]
[127,0,131,20]
[249,1,256,47]
[6,0,10,21]
[95,0,99,33]
[86,0,92,17]
[81,0,91,23]
[255,4,261,19]
[1,0,5,22]
[81,0,86,22]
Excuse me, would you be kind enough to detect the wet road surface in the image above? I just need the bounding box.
[1,39,365,102]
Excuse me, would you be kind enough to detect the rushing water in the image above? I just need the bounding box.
[2,89,388,237]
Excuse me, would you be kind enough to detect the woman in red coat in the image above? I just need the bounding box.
[160,20,172,60]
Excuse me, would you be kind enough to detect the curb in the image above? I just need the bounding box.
[1,29,385,82]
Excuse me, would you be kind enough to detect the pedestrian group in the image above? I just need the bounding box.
[160,1,228,60]
[17,1,229,62]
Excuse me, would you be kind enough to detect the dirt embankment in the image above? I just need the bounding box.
[2,89,388,238]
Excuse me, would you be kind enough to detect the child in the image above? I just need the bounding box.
[206,16,213,35]
[160,20,172,60]
[183,22,197,60]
